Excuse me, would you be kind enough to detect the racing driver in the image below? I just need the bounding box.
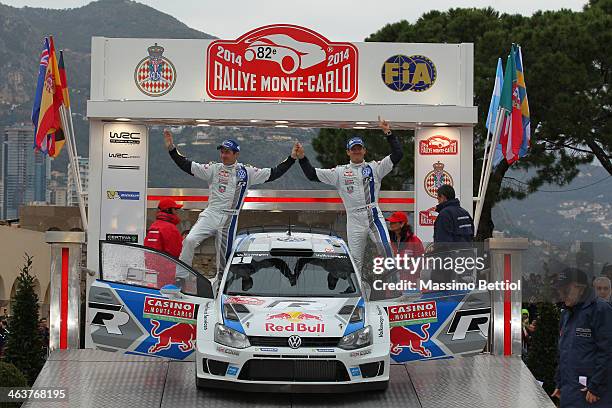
[296,117,403,273]
[164,129,298,278]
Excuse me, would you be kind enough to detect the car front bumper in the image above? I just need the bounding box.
[195,340,390,393]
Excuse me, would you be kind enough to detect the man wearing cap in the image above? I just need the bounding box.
[296,117,402,273]
[144,198,184,287]
[551,267,612,407]
[164,129,297,276]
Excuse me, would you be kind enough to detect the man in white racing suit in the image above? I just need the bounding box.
[296,118,403,273]
[164,129,297,277]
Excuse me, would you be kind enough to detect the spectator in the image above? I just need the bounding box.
[593,276,611,302]
[433,184,474,243]
[386,212,425,257]
[551,268,612,407]
[144,198,184,287]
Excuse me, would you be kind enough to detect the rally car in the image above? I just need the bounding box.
[88,228,490,393]
[89,229,389,393]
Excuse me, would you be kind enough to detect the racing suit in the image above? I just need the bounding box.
[298,134,403,273]
[169,147,295,276]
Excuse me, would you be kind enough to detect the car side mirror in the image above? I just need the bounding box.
[160,284,182,299]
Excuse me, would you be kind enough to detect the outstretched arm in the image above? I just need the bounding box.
[165,129,193,176]
[379,116,403,165]
[265,142,299,182]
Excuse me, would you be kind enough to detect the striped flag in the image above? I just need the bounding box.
[486,58,503,132]
[58,50,71,108]
[515,45,530,158]
[31,40,49,146]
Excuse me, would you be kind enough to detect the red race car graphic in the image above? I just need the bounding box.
[148,320,196,354]
[389,324,432,358]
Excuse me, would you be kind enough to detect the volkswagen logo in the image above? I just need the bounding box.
[287,335,302,349]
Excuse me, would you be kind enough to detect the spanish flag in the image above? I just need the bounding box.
[33,36,65,157]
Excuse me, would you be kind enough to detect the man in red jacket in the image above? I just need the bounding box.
[144,198,184,287]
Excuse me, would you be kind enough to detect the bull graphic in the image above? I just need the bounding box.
[390,323,432,358]
[148,320,196,354]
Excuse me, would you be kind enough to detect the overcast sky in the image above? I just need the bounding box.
[4,0,588,41]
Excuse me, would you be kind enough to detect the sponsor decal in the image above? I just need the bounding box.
[276,236,307,242]
[202,303,210,331]
[107,165,140,170]
[265,322,325,333]
[315,348,335,353]
[148,320,195,353]
[424,161,453,198]
[350,349,372,358]
[225,296,264,306]
[349,367,361,377]
[387,301,438,327]
[226,366,239,376]
[267,311,322,322]
[106,190,140,200]
[134,43,177,97]
[419,135,458,155]
[419,206,437,227]
[108,152,141,159]
[89,302,130,335]
[216,346,240,356]
[288,335,302,349]
[206,24,358,102]
[109,131,141,145]
[377,306,385,338]
[105,233,138,243]
[258,347,279,352]
[446,308,490,340]
[266,300,326,310]
[381,54,437,92]
[143,296,197,324]
[346,185,354,194]
[390,324,432,357]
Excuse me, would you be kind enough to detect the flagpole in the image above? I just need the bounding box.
[59,105,88,231]
[476,128,493,204]
[474,108,503,233]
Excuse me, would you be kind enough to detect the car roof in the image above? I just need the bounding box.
[234,231,349,255]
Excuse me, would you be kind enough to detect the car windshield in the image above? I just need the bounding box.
[223,251,360,298]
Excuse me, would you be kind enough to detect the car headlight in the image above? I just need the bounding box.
[214,323,250,349]
[338,325,372,350]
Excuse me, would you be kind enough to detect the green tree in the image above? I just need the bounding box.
[525,301,560,397]
[4,254,46,385]
[313,3,611,239]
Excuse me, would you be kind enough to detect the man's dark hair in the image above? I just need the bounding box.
[437,184,455,200]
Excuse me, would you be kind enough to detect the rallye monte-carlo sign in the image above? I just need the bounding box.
[206,24,358,101]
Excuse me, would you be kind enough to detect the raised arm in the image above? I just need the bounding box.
[165,129,193,176]
[380,116,403,165]
[165,129,213,180]
[265,142,298,183]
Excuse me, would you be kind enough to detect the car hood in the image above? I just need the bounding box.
[220,295,363,338]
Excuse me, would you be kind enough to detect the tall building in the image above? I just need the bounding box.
[1,124,51,219]
[67,156,89,207]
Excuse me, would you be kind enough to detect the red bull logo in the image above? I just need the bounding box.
[265,322,325,333]
[148,320,196,354]
[389,323,432,358]
[267,311,322,322]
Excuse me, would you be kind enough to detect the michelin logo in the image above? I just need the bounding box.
[107,190,140,200]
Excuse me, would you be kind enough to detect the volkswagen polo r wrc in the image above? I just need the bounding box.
[88,229,390,393]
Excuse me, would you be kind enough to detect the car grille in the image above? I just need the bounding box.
[238,359,349,382]
[248,336,340,348]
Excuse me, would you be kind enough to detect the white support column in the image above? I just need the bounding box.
[46,231,85,351]
[487,235,529,356]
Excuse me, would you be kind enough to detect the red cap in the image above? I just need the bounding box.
[158,198,183,210]
[386,211,408,223]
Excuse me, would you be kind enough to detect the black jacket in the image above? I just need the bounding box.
[433,198,474,243]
